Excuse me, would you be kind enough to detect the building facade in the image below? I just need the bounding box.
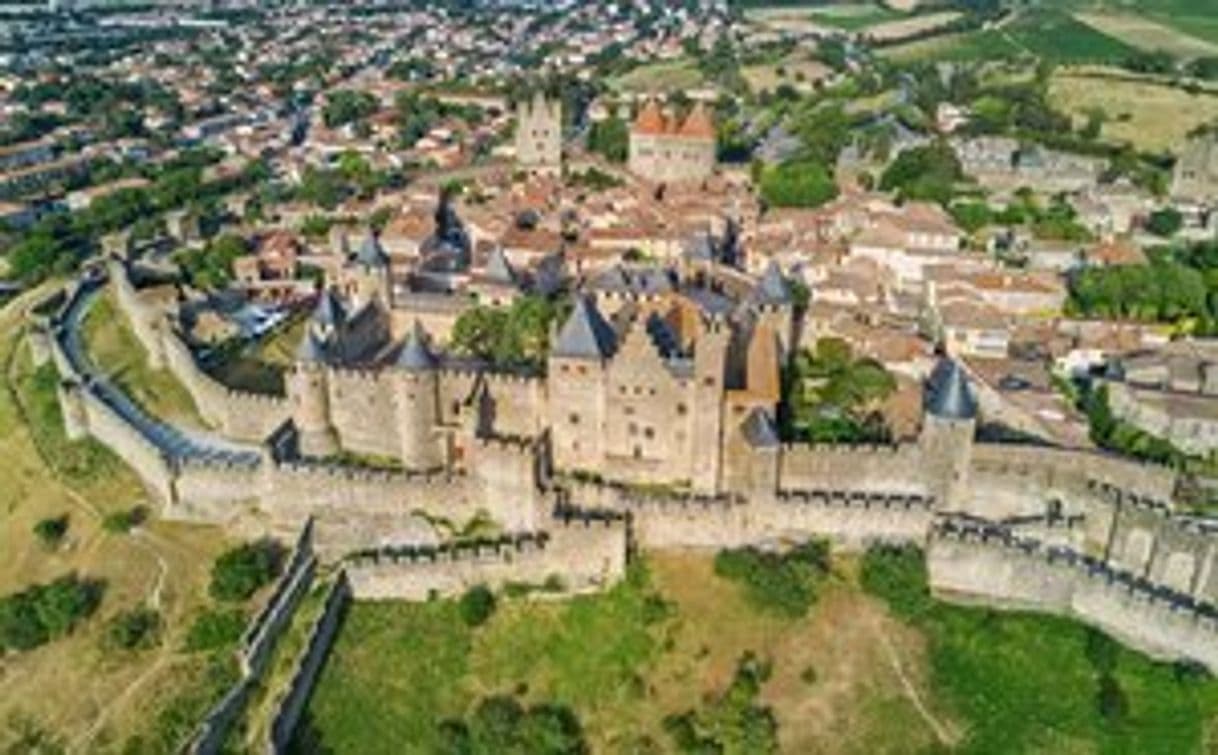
[628,100,716,184]
[515,92,562,174]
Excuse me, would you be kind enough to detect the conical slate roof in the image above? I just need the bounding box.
[741,407,780,448]
[484,245,516,285]
[552,295,616,360]
[397,321,438,371]
[926,358,978,420]
[355,231,388,267]
[755,260,790,305]
[295,329,329,363]
[312,287,346,330]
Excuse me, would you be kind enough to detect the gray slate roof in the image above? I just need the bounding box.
[296,329,329,363]
[926,358,978,420]
[741,407,781,448]
[356,231,388,267]
[484,245,516,285]
[397,321,438,371]
[755,260,791,306]
[312,287,347,330]
[552,295,616,360]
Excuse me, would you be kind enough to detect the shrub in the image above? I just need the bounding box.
[0,574,104,652]
[458,584,496,627]
[438,695,585,754]
[33,515,69,549]
[184,607,246,652]
[759,158,839,208]
[664,652,778,754]
[713,540,829,618]
[859,544,933,621]
[209,539,285,602]
[105,607,163,651]
[102,505,148,534]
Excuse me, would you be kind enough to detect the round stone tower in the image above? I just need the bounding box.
[394,321,443,470]
[288,331,337,457]
[920,357,978,511]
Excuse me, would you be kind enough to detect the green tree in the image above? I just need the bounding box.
[879,141,963,205]
[1146,207,1183,238]
[33,515,69,550]
[459,584,497,627]
[105,607,163,651]
[209,540,284,602]
[759,159,838,209]
[587,117,629,163]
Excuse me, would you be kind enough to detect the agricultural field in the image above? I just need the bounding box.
[804,3,906,32]
[300,550,1218,754]
[862,11,961,43]
[1049,70,1218,153]
[1065,0,1218,47]
[0,286,235,753]
[1074,12,1218,59]
[742,58,835,94]
[881,8,1137,64]
[609,60,706,95]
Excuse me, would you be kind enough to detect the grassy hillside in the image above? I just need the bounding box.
[300,551,1218,754]
[0,287,235,753]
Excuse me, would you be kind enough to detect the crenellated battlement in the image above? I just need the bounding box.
[776,488,935,510]
[345,530,550,567]
[273,459,461,486]
[930,516,1218,626]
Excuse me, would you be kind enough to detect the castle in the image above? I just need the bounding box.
[514,92,562,174]
[628,99,717,184]
[29,248,1218,674]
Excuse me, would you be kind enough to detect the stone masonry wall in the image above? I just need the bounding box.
[346,519,627,600]
[928,521,1218,673]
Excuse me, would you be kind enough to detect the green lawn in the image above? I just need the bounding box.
[300,550,1218,754]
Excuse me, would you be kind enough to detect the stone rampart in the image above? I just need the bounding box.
[971,443,1177,505]
[345,518,627,600]
[266,572,352,755]
[109,259,290,441]
[186,520,317,755]
[778,442,927,495]
[239,519,318,676]
[160,328,289,441]
[928,518,1218,672]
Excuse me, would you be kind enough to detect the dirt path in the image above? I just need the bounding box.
[873,619,958,747]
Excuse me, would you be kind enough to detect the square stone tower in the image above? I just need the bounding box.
[515,92,562,174]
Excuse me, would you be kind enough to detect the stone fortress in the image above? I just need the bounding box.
[27,234,1218,674]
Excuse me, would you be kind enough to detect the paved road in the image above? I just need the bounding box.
[56,274,262,469]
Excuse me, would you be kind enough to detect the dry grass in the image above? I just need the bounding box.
[742,59,834,94]
[0,287,232,751]
[610,60,706,94]
[863,11,961,42]
[1074,11,1218,58]
[1048,70,1218,153]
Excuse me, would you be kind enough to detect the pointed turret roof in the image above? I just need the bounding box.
[755,260,791,306]
[484,245,516,285]
[552,295,617,360]
[295,329,329,363]
[397,321,438,371]
[741,407,780,448]
[312,287,347,330]
[355,231,388,268]
[679,102,715,140]
[633,99,667,135]
[926,358,978,420]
